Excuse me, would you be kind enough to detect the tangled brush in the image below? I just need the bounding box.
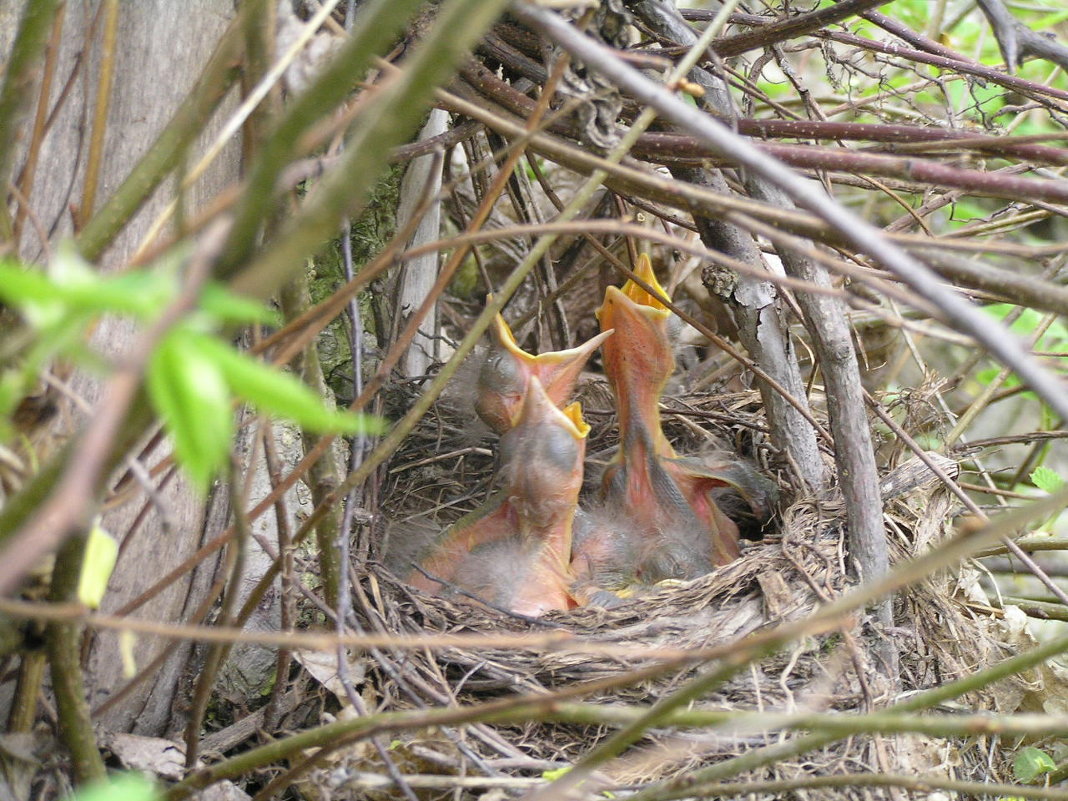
[293,381,1046,800]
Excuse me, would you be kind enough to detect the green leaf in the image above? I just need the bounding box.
[0,261,68,330]
[0,260,58,303]
[68,773,160,801]
[43,242,165,318]
[199,283,280,325]
[147,331,234,492]
[1031,466,1065,494]
[76,524,119,609]
[50,240,169,315]
[0,248,279,329]
[0,258,169,324]
[190,334,384,435]
[92,270,174,317]
[46,273,167,319]
[1013,746,1055,783]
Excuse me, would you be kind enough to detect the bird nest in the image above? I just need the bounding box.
[316,383,1036,798]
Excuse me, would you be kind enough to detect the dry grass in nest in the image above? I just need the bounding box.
[309,382,1035,798]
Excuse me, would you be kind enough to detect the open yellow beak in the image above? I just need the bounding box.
[476,312,612,433]
[620,252,671,311]
[596,255,675,457]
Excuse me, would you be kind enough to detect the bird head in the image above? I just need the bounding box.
[596,254,676,456]
[499,376,589,530]
[475,311,612,433]
[596,254,675,394]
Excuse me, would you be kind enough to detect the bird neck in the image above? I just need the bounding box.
[515,513,573,561]
[615,384,675,461]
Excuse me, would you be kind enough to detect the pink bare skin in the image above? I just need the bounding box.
[583,255,746,588]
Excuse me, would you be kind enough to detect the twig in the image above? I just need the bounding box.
[47,536,107,784]
[625,618,1068,801]
[0,0,63,241]
[634,0,827,492]
[977,536,1068,558]
[13,2,65,247]
[631,0,887,660]
[74,6,247,261]
[706,0,892,58]
[100,187,435,622]
[667,773,1068,801]
[997,596,1068,622]
[165,606,1068,800]
[866,391,1068,609]
[329,774,548,790]
[856,11,1068,104]
[445,82,1064,258]
[512,2,1068,437]
[335,165,418,800]
[129,0,345,261]
[76,0,119,229]
[91,569,227,719]
[183,459,250,769]
[261,412,298,731]
[6,651,45,732]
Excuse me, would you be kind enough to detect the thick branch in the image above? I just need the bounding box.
[511,1,1068,434]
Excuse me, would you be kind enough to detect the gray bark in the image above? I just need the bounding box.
[3,0,241,736]
[394,109,448,380]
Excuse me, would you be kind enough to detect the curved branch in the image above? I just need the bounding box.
[512,1,1068,426]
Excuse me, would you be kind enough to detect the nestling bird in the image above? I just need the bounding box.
[475,312,613,433]
[575,254,774,593]
[407,377,589,617]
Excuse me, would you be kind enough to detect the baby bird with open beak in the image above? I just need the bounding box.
[475,312,613,434]
[408,377,590,617]
[573,255,773,594]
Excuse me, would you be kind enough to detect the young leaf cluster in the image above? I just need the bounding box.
[0,246,383,491]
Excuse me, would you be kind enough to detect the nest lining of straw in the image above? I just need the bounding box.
[304,379,1043,799]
